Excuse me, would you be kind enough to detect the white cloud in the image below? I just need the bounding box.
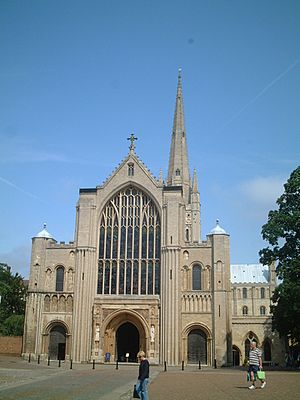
[239,176,285,207]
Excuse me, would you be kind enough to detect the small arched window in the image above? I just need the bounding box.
[128,163,134,176]
[260,306,266,316]
[261,287,265,298]
[186,228,189,241]
[175,168,180,176]
[243,288,247,299]
[242,306,248,315]
[192,265,201,290]
[56,266,65,292]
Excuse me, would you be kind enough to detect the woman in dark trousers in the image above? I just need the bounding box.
[136,351,149,400]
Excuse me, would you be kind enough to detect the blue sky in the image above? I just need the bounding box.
[1,0,299,278]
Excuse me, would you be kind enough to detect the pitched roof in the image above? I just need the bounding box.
[230,264,269,283]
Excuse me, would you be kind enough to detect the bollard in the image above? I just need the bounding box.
[198,360,201,369]
[164,361,167,372]
[214,359,217,369]
[182,361,184,371]
[48,356,50,366]
[116,360,119,370]
[38,355,40,364]
[93,359,95,370]
[70,359,73,369]
[28,354,31,363]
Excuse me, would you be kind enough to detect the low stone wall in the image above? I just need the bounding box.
[0,336,23,355]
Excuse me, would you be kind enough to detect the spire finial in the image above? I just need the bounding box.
[177,68,182,94]
[127,133,138,152]
[178,67,182,81]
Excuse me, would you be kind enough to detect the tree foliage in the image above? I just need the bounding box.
[259,166,300,343]
[0,314,25,336]
[0,265,27,336]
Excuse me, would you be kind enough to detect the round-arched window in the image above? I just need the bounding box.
[192,265,201,290]
[56,266,65,292]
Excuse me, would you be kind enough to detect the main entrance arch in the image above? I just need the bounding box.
[188,329,207,364]
[48,324,67,360]
[102,310,147,363]
[116,322,139,362]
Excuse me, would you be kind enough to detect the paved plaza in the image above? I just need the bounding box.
[0,356,299,400]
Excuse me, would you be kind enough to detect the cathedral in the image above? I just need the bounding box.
[23,71,285,366]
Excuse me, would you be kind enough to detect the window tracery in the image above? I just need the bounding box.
[97,186,161,295]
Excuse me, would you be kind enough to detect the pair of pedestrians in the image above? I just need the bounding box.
[134,344,267,399]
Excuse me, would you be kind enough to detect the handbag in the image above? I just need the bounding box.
[257,370,265,380]
[133,384,140,398]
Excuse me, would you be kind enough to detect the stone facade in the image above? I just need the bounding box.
[22,72,285,366]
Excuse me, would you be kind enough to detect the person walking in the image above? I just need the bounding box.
[248,341,266,389]
[136,350,150,400]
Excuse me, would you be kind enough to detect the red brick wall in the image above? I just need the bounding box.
[0,336,23,355]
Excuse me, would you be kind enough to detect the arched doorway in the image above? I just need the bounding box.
[263,339,272,362]
[116,322,139,362]
[232,345,241,366]
[188,329,207,364]
[48,325,66,360]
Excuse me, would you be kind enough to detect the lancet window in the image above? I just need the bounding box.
[97,185,161,295]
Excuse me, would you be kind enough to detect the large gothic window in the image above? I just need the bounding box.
[97,185,161,295]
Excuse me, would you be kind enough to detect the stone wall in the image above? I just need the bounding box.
[0,336,23,355]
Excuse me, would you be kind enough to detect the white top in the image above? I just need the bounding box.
[35,223,53,239]
[231,264,269,283]
[210,219,227,235]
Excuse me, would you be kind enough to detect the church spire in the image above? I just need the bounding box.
[167,69,190,200]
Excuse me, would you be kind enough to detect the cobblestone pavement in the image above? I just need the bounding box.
[150,369,300,400]
[0,356,299,400]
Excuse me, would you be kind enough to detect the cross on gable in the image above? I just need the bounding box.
[127,133,138,151]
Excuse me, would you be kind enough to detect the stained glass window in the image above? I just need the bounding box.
[97,185,160,295]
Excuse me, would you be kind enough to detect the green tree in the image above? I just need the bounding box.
[0,265,27,336]
[0,315,25,336]
[259,166,300,344]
